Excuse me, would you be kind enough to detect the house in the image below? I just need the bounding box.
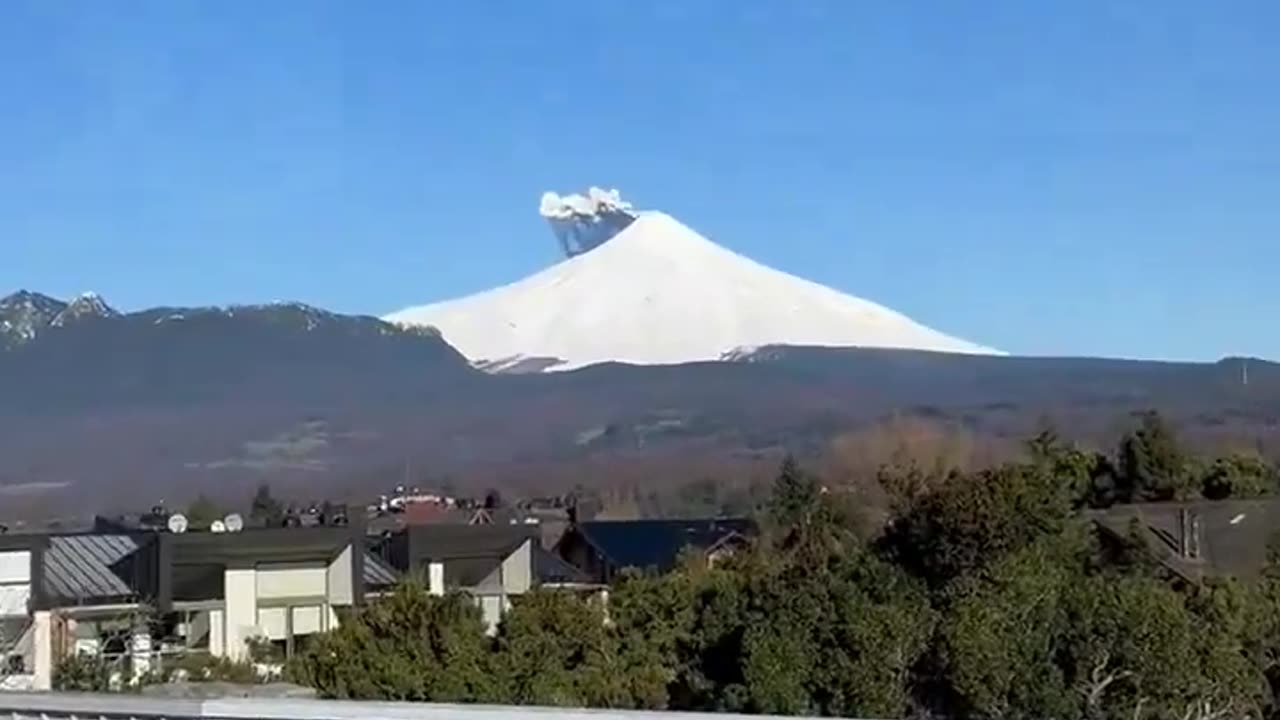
[0,510,619,692]
[1090,498,1280,584]
[555,518,755,584]
[368,523,601,629]
[0,534,45,690]
[0,518,388,691]
[372,524,539,630]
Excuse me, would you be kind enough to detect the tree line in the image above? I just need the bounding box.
[283,412,1280,718]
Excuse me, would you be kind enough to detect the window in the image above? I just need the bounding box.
[255,603,328,659]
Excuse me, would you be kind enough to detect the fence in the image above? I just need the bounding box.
[0,693,808,720]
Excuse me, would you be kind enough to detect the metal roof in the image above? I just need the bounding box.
[43,534,144,603]
[363,551,399,588]
[533,544,592,585]
[1091,498,1280,582]
[572,518,754,573]
[406,525,536,561]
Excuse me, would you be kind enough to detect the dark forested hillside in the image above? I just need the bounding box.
[2,291,1277,514]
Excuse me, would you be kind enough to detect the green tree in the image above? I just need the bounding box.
[766,455,821,530]
[883,460,1077,586]
[250,484,285,527]
[608,570,696,709]
[665,555,752,712]
[487,589,632,708]
[1027,429,1116,509]
[286,580,492,701]
[185,494,224,530]
[940,542,1076,719]
[1116,411,1192,502]
[940,541,1267,720]
[1199,454,1276,500]
[1062,574,1265,720]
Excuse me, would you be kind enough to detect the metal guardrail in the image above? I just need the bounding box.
[0,693,806,720]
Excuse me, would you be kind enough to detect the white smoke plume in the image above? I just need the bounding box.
[539,187,638,258]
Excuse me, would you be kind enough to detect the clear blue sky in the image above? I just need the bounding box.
[1,1,1276,361]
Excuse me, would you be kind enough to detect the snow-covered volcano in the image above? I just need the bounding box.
[386,191,1000,372]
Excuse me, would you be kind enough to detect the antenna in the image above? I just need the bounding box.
[210,520,227,533]
[167,514,189,534]
[224,513,244,533]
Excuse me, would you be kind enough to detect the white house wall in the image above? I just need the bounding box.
[220,556,352,657]
[223,568,257,661]
[475,539,533,594]
[255,564,327,600]
[325,547,354,606]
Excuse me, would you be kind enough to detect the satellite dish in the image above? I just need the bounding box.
[210,520,227,533]
[224,513,244,533]
[167,514,189,534]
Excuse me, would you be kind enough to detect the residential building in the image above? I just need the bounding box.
[1091,498,1280,583]
[1,510,609,692]
[555,518,754,584]
[372,524,538,630]
[0,520,383,691]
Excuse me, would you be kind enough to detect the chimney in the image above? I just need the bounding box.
[1178,507,1202,560]
[428,562,445,596]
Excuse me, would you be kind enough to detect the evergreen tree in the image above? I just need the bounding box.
[250,484,285,527]
[286,580,492,701]
[1116,411,1191,502]
[185,494,224,530]
[487,589,635,707]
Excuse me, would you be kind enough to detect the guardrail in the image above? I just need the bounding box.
[0,693,806,720]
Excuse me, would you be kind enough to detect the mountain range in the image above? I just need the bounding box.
[2,192,1275,515]
[2,287,1276,518]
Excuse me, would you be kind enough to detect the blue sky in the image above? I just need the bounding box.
[1,1,1276,361]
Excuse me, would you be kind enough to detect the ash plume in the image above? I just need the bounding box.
[539,187,638,258]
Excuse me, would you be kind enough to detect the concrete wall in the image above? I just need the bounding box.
[475,539,533,594]
[256,564,327,600]
[219,556,351,657]
[222,568,257,661]
[428,562,445,596]
[470,540,534,633]
[31,611,50,691]
[501,540,532,593]
[326,546,354,606]
[208,609,225,656]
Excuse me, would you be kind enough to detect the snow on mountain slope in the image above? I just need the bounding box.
[386,208,1001,372]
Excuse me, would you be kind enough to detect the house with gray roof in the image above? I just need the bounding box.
[1091,498,1280,584]
[2,513,604,692]
[2,519,377,691]
[372,524,544,630]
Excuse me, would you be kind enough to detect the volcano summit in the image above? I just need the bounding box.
[386,188,1000,372]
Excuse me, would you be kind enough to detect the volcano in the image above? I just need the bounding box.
[386,192,1000,372]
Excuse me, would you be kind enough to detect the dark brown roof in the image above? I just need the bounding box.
[1091,498,1280,582]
